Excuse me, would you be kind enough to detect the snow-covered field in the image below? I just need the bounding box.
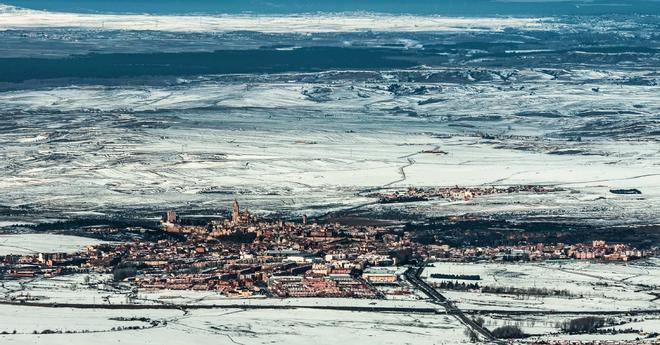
[0,304,182,334]
[0,273,466,344]
[0,234,105,255]
[421,260,660,341]
[422,259,660,313]
[1,69,658,222]
[0,3,548,33]
[0,2,658,224]
[2,267,658,343]
[0,272,436,309]
[0,305,469,344]
[0,273,467,344]
[476,312,660,340]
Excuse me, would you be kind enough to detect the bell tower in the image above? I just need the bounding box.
[231,199,240,224]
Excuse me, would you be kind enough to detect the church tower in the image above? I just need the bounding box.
[231,199,240,224]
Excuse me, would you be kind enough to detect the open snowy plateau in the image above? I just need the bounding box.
[0,68,658,224]
[0,2,659,344]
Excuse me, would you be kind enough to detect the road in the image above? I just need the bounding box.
[404,265,502,344]
[0,300,438,314]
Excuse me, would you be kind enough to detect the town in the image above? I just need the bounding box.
[370,185,560,203]
[0,201,654,299]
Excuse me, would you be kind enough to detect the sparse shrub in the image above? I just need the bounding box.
[436,281,480,291]
[464,328,479,342]
[430,273,481,280]
[481,286,573,297]
[491,325,526,339]
[561,316,606,334]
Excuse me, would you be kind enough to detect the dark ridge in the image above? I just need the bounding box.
[0,47,420,83]
[406,219,660,249]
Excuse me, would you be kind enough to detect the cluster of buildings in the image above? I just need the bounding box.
[0,243,117,279]
[0,201,655,297]
[421,240,652,262]
[373,185,557,203]
[0,201,411,298]
[268,274,378,298]
[567,240,646,261]
[132,201,417,297]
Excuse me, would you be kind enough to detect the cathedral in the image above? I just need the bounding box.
[230,199,255,225]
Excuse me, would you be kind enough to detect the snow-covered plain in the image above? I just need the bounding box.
[0,304,182,334]
[0,273,469,343]
[0,305,469,344]
[0,275,467,344]
[0,234,105,255]
[480,313,660,342]
[422,260,660,313]
[0,3,547,33]
[421,260,660,341]
[0,2,658,223]
[2,267,658,343]
[1,69,658,222]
